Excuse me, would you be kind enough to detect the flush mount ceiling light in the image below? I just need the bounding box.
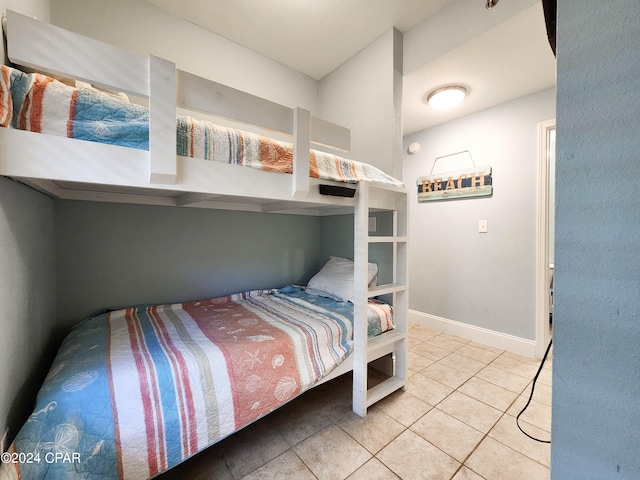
[425,85,468,110]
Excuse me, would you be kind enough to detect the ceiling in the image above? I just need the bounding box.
[143,0,556,135]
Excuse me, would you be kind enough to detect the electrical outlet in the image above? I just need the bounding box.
[1,427,8,453]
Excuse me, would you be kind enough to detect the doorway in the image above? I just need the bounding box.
[535,119,556,358]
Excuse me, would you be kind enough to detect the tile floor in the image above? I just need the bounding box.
[159,323,552,480]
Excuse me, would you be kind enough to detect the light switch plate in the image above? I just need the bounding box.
[369,216,377,232]
[479,219,488,233]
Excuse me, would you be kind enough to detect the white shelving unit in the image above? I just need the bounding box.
[352,182,408,417]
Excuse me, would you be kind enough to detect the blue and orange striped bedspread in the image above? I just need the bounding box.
[0,287,393,479]
[0,65,404,187]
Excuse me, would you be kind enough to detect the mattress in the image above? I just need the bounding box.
[0,65,404,188]
[0,287,393,480]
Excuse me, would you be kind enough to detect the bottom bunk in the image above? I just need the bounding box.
[0,282,394,480]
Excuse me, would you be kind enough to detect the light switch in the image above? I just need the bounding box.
[479,219,488,233]
[369,216,377,232]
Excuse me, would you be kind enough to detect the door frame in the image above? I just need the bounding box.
[535,118,556,358]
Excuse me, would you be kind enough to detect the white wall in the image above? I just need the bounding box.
[403,0,538,74]
[49,0,318,114]
[551,1,640,478]
[318,28,403,177]
[403,88,555,351]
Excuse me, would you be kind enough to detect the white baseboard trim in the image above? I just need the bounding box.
[409,310,537,358]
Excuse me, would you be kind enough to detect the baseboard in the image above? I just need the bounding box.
[409,310,537,358]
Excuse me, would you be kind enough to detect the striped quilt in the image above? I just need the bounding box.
[0,65,404,187]
[0,288,393,480]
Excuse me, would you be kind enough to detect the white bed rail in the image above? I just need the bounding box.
[3,10,350,197]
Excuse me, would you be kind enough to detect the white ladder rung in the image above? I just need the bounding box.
[367,330,405,363]
[366,376,406,407]
[368,283,406,297]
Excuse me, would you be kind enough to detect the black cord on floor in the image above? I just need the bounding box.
[516,338,553,443]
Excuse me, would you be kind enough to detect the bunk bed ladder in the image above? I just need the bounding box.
[352,182,408,417]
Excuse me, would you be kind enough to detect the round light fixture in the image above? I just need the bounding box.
[425,85,468,110]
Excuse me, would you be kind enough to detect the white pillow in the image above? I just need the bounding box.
[306,256,378,303]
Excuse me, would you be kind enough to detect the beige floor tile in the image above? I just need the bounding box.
[500,350,543,365]
[377,430,460,480]
[421,361,473,389]
[406,372,454,406]
[409,323,441,336]
[439,332,472,346]
[490,354,541,379]
[375,390,433,427]
[408,350,435,372]
[271,390,341,446]
[425,335,468,352]
[294,425,372,480]
[452,466,487,480]
[467,341,504,355]
[465,436,550,480]
[340,408,406,454]
[457,376,519,412]
[410,342,451,362]
[475,364,531,394]
[488,414,551,467]
[314,377,356,420]
[410,408,484,462]
[408,327,440,342]
[524,379,552,406]
[507,395,552,433]
[241,450,316,480]
[347,458,401,480]
[456,344,502,364]
[536,366,553,386]
[218,421,290,478]
[436,391,502,434]
[438,352,487,376]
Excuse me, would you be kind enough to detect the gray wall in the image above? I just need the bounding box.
[0,0,53,445]
[551,2,640,478]
[403,88,555,340]
[55,201,322,322]
[0,178,57,443]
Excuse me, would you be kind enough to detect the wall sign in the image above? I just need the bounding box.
[417,165,493,202]
[415,150,492,202]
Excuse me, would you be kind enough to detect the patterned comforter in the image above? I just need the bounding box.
[0,287,394,480]
[0,65,403,187]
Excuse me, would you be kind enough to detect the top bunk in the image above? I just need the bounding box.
[0,11,407,216]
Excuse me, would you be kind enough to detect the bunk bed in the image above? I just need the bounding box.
[0,11,409,480]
